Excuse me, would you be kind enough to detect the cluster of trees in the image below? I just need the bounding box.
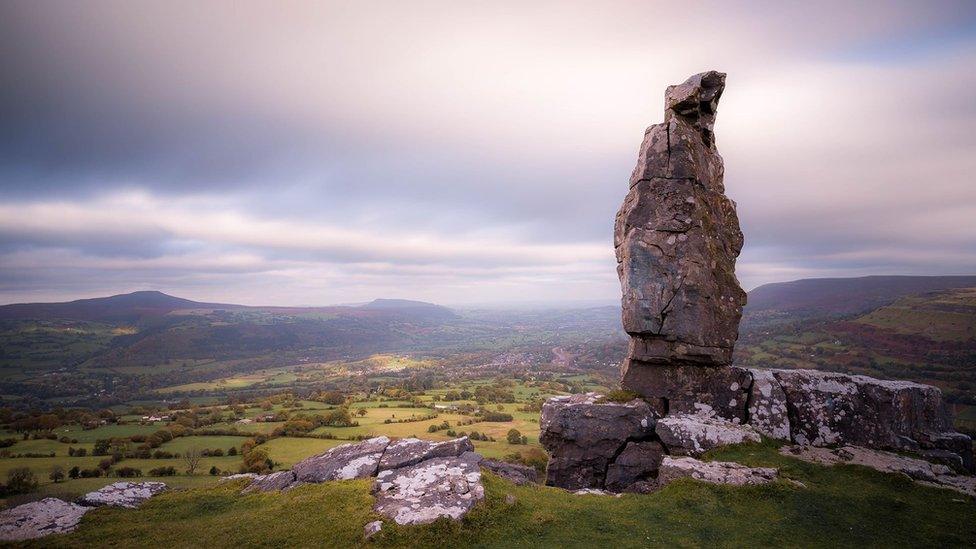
[0,468,38,496]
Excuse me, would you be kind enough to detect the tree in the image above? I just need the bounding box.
[183,448,202,475]
[49,465,65,483]
[209,465,220,476]
[68,466,80,479]
[6,468,38,494]
[507,428,523,445]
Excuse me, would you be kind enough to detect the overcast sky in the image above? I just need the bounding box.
[1,1,975,306]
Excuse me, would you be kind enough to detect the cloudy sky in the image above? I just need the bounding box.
[1,1,975,306]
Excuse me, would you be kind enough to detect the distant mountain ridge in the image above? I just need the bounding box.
[746,275,976,318]
[0,291,455,322]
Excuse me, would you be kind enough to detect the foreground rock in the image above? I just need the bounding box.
[769,369,973,472]
[378,436,474,471]
[0,498,89,541]
[743,368,790,440]
[79,481,168,508]
[616,69,745,373]
[293,436,390,483]
[656,414,760,457]
[658,456,777,487]
[242,470,297,493]
[540,393,657,490]
[373,451,485,525]
[481,459,539,486]
[782,445,976,497]
[605,440,666,492]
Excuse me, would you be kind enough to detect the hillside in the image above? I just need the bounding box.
[745,275,976,320]
[0,291,237,322]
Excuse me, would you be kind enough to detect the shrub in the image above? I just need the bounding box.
[481,412,513,422]
[68,466,80,479]
[506,429,524,445]
[148,466,176,476]
[115,467,143,478]
[597,390,640,404]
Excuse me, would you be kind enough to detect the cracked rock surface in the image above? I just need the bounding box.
[656,414,760,457]
[378,436,474,472]
[79,481,168,509]
[658,456,777,487]
[292,436,390,483]
[781,445,975,497]
[0,498,90,541]
[373,451,485,525]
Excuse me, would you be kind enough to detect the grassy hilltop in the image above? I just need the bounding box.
[19,440,976,548]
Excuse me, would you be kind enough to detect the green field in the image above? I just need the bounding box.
[22,440,976,548]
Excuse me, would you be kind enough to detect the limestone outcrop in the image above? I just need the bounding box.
[0,481,169,541]
[616,71,749,420]
[539,70,974,496]
[781,445,976,497]
[657,456,777,487]
[655,413,760,457]
[78,481,168,508]
[615,70,746,387]
[539,393,657,490]
[373,451,485,525]
[238,435,498,524]
[292,436,390,483]
[0,498,89,541]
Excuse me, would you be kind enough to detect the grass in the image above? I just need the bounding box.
[21,440,976,548]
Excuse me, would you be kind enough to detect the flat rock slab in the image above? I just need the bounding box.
[373,451,484,525]
[658,456,777,487]
[242,470,297,493]
[293,436,390,483]
[656,413,760,457]
[781,445,976,497]
[379,437,474,472]
[481,459,539,486]
[79,481,168,508]
[0,498,89,541]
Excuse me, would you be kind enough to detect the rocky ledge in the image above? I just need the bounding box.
[241,435,526,525]
[782,445,976,497]
[0,481,169,541]
[657,456,777,487]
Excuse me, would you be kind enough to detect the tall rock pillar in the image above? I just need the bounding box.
[615,71,750,421]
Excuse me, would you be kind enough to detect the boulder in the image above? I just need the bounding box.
[373,451,485,525]
[241,470,297,493]
[656,413,760,457]
[605,440,666,492]
[481,459,539,486]
[615,70,746,369]
[293,436,390,483]
[378,437,474,471]
[78,481,168,508]
[0,498,89,541]
[363,520,383,539]
[781,445,976,497]
[620,361,752,420]
[658,456,777,487]
[770,369,973,472]
[744,368,790,439]
[539,393,657,490]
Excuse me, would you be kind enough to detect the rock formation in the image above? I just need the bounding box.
[78,481,168,508]
[657,457,777,487]
[240,435,497,525]
[539,393,656,490]
[539,70,974,493]
[615,70,748,419]
[0,482,168,541]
